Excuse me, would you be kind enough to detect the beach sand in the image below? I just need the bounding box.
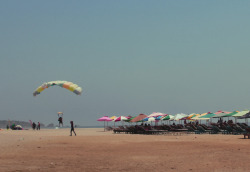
[0,128,249,172]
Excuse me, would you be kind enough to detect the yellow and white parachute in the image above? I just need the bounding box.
[33,81,82,96]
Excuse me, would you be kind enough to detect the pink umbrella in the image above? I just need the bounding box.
[97,116,113,131]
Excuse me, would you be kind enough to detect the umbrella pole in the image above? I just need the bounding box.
[104,121,105,132]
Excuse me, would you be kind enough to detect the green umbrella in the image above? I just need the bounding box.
[199,113,216,119]
[124,117,135,122]
[222,111,238,117]
[162,116,170,120]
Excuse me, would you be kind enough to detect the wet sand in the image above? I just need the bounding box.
[0,128,249,172]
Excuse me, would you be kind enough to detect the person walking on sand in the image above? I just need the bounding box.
[70,121,76,136]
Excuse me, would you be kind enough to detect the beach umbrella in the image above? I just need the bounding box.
[173,113,188,121]
[162,115,175,120]
[148,112,165,117]
[155,116,163,120]
[109,116,118,127]
[124,116,135,122]
[198,112,216,120]
[232,110,249,117]
[162,115,170,120]
[238,111,250,125]
[187,113,200,120]
[142,117,155,122]
[191,113,207,120]
[115,116,128,126]
[110,116,117,120]
[114,116,128,122]
[181,113,195,120]
[212,111,231,118]
[238,111,250,119]
[232,110,249,123]
[161,115,175,125]
[130,114,147,123]
[97,116,113,131]
[222,111,239,117]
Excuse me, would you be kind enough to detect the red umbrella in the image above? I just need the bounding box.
[130,114,147,123]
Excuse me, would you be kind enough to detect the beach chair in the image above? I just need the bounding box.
[197,126,209,134]
[222,126,235,135]
[186,126,198,134]
[238,123,248,129]
[125,126,136,134]
[234,125,245,134]
[210,126,222,134]
[201,124,212,130]
[113,126,129,134]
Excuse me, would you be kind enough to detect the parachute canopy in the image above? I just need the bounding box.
[33,81,82,96]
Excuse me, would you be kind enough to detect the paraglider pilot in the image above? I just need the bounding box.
[58,113,63,127]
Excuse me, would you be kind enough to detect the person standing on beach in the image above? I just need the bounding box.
[37,122,40,130]
[70,121,76,136]
[58,117,63,127]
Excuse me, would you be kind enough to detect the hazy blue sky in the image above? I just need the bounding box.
[1,1,250,126]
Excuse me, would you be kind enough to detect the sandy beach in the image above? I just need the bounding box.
[0,128,249,172]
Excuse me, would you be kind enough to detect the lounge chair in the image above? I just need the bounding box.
[210,125,222,134]
[222,126,235,135]
[113,126,128,134]
[186,126,199,134]
[197,126,210,134]
[234,125,245,134]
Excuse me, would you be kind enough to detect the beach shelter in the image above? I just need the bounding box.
[155,116,164,120]
[181,113,196,120]
[110,116,117,121]
[148,112,166,117]
[97,116,113,131]
[232,110,249,117]
[143,117,155,122]
[162,115,175,121]
[115,116,128,126]
[130,114,147,123]
[173,113,188,121]
[161,115,174,125]
[232,110,249,123]
[115,116,128,122]
[188,113,200,120]
[238,111,250,119]
[198,112,216,120]
[238,111,250,124]
[191,113,207,120]
[222,111,239,117]
[124,116,135,122]
[109,116,118,126]
[212,111,231,118]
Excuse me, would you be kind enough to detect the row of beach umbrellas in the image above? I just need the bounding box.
[97,110,250,130]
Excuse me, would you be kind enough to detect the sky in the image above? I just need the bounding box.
[1,0,250,126]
